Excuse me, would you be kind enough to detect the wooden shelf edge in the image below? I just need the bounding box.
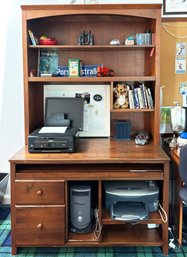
[29,44,156,50]
[102,210,163,225]
[28,76,156,83]
[111,108,154,112]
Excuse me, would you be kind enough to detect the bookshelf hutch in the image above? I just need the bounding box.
[10,4,170,255]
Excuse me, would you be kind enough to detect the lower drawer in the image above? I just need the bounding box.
[15,206,65,245]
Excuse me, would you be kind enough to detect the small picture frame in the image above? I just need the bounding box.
[68,59,81,77]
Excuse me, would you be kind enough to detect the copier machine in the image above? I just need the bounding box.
[104,180,159,221]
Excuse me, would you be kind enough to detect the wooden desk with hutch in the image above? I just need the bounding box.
[10,4,170,255]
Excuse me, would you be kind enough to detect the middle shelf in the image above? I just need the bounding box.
[28,76,156,83]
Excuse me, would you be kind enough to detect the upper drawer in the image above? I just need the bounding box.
[15,180,65,204]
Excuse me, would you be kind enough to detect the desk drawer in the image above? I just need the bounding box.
[15,181,65,204]
[15,206,65,245]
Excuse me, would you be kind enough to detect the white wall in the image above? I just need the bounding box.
[0,0,162,204]
[0,0,24,204]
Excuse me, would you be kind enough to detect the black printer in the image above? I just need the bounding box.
[28,127,79,153]
[28,97,84,153]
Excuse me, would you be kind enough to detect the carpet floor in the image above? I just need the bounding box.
[1,205,187,257]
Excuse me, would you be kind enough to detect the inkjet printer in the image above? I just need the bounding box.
[104,180,159,221]
[28,97,84,153]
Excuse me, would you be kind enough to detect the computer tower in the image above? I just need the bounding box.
[70,185,93,233]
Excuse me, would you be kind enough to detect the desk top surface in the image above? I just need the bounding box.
[10,138,170,164]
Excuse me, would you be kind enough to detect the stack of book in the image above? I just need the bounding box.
[126,83,154,109]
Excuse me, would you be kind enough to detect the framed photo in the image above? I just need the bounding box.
[163,0,187,16]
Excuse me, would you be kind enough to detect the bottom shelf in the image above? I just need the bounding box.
[67,224,162,247]
[68,231,98,243]
[102,224,162,246]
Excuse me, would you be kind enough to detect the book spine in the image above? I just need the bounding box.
[147,88,154,108]
[137,87,144,109]
[134,88,140,109]
[28,30,36,46]
[152,33,156,45]
[128,89,135,109]
[141,83,148,109]
[146,89,151,109]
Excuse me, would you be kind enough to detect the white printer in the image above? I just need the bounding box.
[104,180,159,221]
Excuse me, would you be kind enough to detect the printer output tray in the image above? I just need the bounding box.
[111,202,148,221]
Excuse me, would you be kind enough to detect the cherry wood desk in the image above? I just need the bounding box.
[170,149,183,245]
[10,139,170,255]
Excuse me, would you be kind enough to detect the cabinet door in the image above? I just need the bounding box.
[15,206,65,245]
[15,181,65,204]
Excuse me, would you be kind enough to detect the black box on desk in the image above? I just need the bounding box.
[115,120,131,140]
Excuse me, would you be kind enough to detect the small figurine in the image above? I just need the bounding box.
[135,132,150,145]
[78,30,95,45]
[113,83,129,109]
[97,66,114,77]
[125,36,135,45]
[78,31,85,45]
[110,39,120,45]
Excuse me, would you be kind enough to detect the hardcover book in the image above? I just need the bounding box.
[38,49,59,76]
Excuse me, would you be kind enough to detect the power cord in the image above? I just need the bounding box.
[93,209,102,240]
[168,227,177,249]
[158,203,168,223]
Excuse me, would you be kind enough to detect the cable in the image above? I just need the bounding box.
[162,23,187,39]
[93,209,102,240]
[158,203,168,223]
[168,227,176,249]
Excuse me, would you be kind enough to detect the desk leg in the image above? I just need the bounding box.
[163,161,170,255]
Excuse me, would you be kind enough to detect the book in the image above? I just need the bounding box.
[68,59,81,77]
[28,29,37,45]
[137,87,144,109]
[140,83,148,109]
[147,88,154,108]
[133,88,140,109]
[38,49,59,76]
[128,89,135,109]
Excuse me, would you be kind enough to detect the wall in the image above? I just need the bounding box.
[0,0,24,204]
[160,20,187,106]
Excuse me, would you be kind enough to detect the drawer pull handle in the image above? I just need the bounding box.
[37,223,43,230]
[36,190,43,196]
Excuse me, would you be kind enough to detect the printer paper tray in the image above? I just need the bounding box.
[111,202,148,221]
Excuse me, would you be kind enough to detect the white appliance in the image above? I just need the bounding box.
[44,84,110,137]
